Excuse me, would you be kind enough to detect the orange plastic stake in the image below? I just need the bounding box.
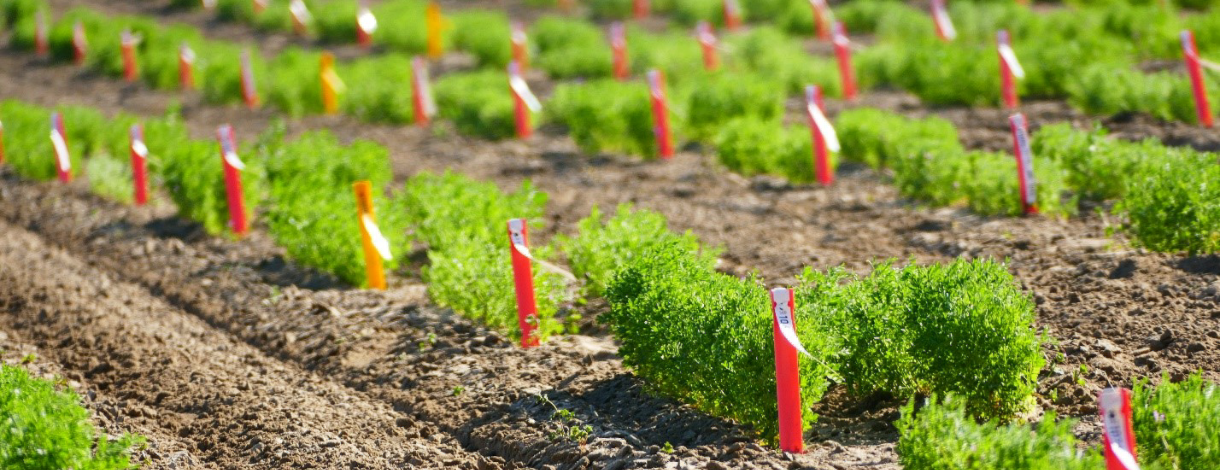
[72,21,88,65]
[610,22,629,80]
[647,70,673,159]
[179,43,196,90]
[769,287,808,454]
[558,0,574,13]
[809,0,831,41]
[507,219,541,348]
[805,85,840,187]
[411,57,437,127]
[353,181,390,290]
[320,52,343,115]
[1008,113,1038,216]
[1182,30,1214,128]
[34,11,48,56]
[121,31,139,82]
[240,49,260,109]
[511,21,529,71]
[50,113,71,183]
[130,124,149,206]
[633,0,649,19]
[832,22,856,100]
[509,60,541,139]
[217,125,249,236]
[696,21,719,71]
[997,30,1025,109]
[1099,388,1139,470]
[930,0,956,41]
[356,5,378,48]
[723,0,742,31]
[252,0,267,14]
[289,0,312,35]
[426,2,444,59]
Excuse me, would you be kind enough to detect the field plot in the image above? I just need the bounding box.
[1,0,1219,469]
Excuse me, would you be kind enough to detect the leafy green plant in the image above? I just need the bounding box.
[0,101,84,181]
[681,72,785,141]
[714,117,817,183]
[451,10,511,68]
[545,79,660,157]
[530,16,612,79]
[1116,149,1220,254]
[151,117,264,236]
[723,27,842,96]
[1133,374,1220,469]
[1,365,145,470]
[338,55,416,124]
[433,70,518,140]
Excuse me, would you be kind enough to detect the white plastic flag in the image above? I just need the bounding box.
[770,288,812,357]
[361,214,393,261]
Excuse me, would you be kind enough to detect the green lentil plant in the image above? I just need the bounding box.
[1115,149,1220,254]
[713,117,818,183]
[451,10,511,68]
[723,27,842,96]
[530,16,612,79]
[1031,123,1151,201]
[681,72,785,141]
[1134,373,1220,469]
[0,101,83,181]
[433,70,518,140]
[545,79,663,157]
[338,55,416,124]
[958,151,1072,217]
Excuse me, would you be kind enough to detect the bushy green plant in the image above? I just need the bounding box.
[374,0,440,54]
[1134,374,1220,469]
[557,204,717,297]
[959,151,1072,217]
[451,10,511,68]
[152,117,264,235]
[312,0,358,44]
[624,27,704,81]
[603,241,839,443]
[835,108,960,170]
[545,79,661,157]
[530,16,612,79]
[724,27,842,96]
[0,101,83,181]
[433,70,518,140]
[585,0,633,19]
[83,154,134,203]
[896,394,1104,470]
[0,365,144,470]
[338,55,416,124]
[1032,123,1153,201]
[713,117,817,183]
[681,72,785,141]
[264,47,326,117]
[1116,150,1220,254]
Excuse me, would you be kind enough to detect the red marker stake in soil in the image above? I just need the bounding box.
[1099,388,1140,470]
[696,21,719,71]
[129,124,149,206]
[997,30,1026,109]
[769,288,809,454]
[511,21,529,71]
[633,0,649,19]
[72,21,88,65]
[507,219,541,348]
[509,60,542,140]
[723,0,742,31]
[240,49,260,109]
[1008,113,1039,216]
[121,31,140,82]
[611,23,629,81]
[356,6,378,48]
[805,85,841,186]
[809,0,832,41]
[411,57,438,127]
[179,43,196,90]
[50,112,71,183]
[0,120,6,164]
[34,11,48,56]
[832,22,856,100]
[216,125,249,236]
[930,0,956,42]
[1181,30,1214,128]
[647,70,674,159]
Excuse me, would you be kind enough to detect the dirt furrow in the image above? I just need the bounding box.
[0,217,493,469]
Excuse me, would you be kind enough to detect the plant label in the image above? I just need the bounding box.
[72,21,88,65]
[353,181,389,290]
[809,0,832,40]
[647,69,674,159]
[1181,30,1214,128]
[217,125,248,235]
[319,53,345,115]
[769,287,806,454]
[35,11,48,55]
[0,120,6,164]
[201,0,216,9]
[931,0,956,41]
[724,0,742,31]
[509,61,540,139]
[121,31,140,82]
[507,218,541,348]
[240,49,260,109]
[1099,388,1140,470]
[806,85,839,186]
[179,43,196,90]
[611,22,629,80]
[833,22,856,100]
[130,124,149,206]
[697,21,719,71]
[1008,113,1038,215]
[50,113,71,183]
[356,6,377,47]
[411,57,437,126]
[252,0,267,14]
[511,21,529,70]
[426,2,444,58]
[633,0,649,19]
[997,30,1024,109]
[289,0,311,35]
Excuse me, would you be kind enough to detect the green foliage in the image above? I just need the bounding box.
[681,72,785,141]
[624,28,704,82]
[433,70,518,140]
[451,10,511,68]
[312,0,358,44]
[1116,149,1220,254]
[557,204,717,297]
[338,55,416,124]
[530,16,612,79]
[713,117,817,183]
[1066,64,1217,125]
[152,118,264,236]
[264,48,326,117]
[0,365,144,470]
[724,27,842,96]
[83,155,134,203]
[603,241,838,443]
[1032,123,1150,201]
[545,79,660,157]
[0,101,79,181]
[896,395,1103,469]
[1134,374,1220,470]
[958,151,1071,217]
[585,0,633,19]
[373,0,438,54]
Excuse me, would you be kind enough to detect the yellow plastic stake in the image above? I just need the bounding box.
[319,52,344,115]
[353,181,387,290]
[426,2,445,59]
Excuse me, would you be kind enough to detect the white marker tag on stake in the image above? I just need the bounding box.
[218,126,246,171]
[697,21,716,46]
[357,7,378,35]
[512,22,527,45]
[361,214,393,261]
[806,93,841,152]
[130,127,148,160]
[508,218,576,281]
[1100,389,1141,470]
[932,0,957,41]
[770,288,812,358]
[832,22,849,47]
[202,0,217,9]
[998,44,1025,79]
[647,70,664,99]
[1181,30,1197,57]
[418,65,438,117]
[322,68,347,94]
[180,43,196,63]
[290,0,312,24]
[510,71,542,112]
[1010,114,1037,204]
[50,117,71,173]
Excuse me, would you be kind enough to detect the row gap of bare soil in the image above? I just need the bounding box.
[2,16,1220,469]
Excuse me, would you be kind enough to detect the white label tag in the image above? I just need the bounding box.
[289,0,312,24]
[1100,389,1141,470]
[50,125,71,173]
[357,8,378,35]
[697,21,716,46]
[724,0,741,16]
[1010,114,1036,204]
[218,126,246,171]
[240,50,256,99]
[805,89,841,153]
[832,22,849,47]
[361,214,393,261]
[611,23,626,48]
[647,70,665,99]
[998,44,1025,79]
[130,126,148,160]
[202,0,216,9]
[512,23,527,45]
[510,73,542,113]
[932,0,957,40]
[1181,31,1196,56]
[180,44,196,63]
[121,30,140,47]
[322,68,346,94]
[770,288,812,357]
[73,22,87,50]
[416,62,438,117]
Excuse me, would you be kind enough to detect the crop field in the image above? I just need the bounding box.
[1,0,1219,469]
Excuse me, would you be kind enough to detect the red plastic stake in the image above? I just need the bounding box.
[930,0,956,42]
[611,23,629,81]
[411,56,437,127]
[633,0,649,19]
[511,21,529,71]
[723,0,742,31]
[34,11,48,56]
[697,21,719,71]
[72,21,88,65]
[289,0,311,35]
[769,287,806,454]
[1008,113,1038,216]
[179,43,196,90]
[217,125,249,236]
[507,219,541,348]
[50,113,72,183]
[1182,30,1214,128]
[121,31,139,82]
[509,60,541,140]
[809,0,831,41]
[997,30,1025,109]
[806,85,840,186]
[0,120,6,164]
[1099,388,1139,470]
[356,6,377,48]
[240,50,260,109]
[647,70,674,159]
[832,22,856,101]
[130,124,149,206]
